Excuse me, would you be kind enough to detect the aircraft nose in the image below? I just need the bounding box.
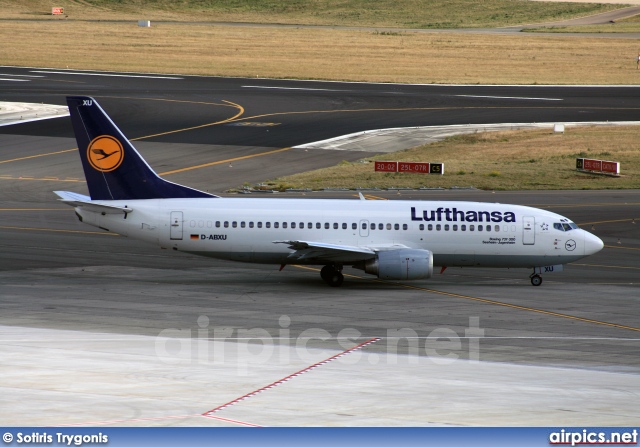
[583,230,604,255]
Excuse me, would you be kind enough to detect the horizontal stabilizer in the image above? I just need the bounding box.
[54,190,132,214]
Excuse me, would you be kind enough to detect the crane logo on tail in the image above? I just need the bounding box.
[87,135,124,172]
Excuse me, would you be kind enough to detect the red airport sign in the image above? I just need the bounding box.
[374,161,398,172]
[576,158,619,176]
[398,162,430,173]
[375,161,444,175]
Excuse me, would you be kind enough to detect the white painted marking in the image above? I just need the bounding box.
[242,85,343,92]
[0,102,69,127]
[0,74,44,78]
[455,94,562,101]
[0,78,29,82]
[30,70,182,80]
[294,121,640,151]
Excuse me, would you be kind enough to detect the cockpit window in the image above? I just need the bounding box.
[554,222,578,231]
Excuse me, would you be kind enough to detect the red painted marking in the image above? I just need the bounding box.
[202,337,381,416]
[57,412,261,428]
[57,413,202,427]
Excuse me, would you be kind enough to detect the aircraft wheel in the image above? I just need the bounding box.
[320,265,333,281]
[326,271,344,287]
[530,275,543,286]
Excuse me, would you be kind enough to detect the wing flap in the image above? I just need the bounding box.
[274,240,376,263]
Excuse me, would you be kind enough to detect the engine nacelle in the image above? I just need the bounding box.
[355,249,433,280]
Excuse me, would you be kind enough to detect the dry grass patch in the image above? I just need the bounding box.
[2,21,640,84]
[0,0,620,28]
[273,126,640,190]
[524,23,640,33]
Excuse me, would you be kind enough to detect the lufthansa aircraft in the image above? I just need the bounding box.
[55,96,604,287]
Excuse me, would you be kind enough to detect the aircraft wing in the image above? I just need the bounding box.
[54,191,132,214]
[274,240,376,263]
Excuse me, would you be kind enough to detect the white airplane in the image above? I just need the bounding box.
[55,96,604,287]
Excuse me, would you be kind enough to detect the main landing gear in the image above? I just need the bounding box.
[321,264,344,287]
[529,271,543,286]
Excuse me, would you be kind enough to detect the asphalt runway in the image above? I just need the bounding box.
[0,69,639,426]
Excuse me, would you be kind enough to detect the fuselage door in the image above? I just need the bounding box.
[359,219,370,237]
[170,211,183,240]
[522,216,535,245]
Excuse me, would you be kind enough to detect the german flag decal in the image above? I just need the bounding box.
[190,234,199,240]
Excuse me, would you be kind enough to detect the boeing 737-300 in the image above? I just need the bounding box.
[54,96,604,287]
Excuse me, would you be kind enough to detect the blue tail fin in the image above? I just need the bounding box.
[66,96,217,200]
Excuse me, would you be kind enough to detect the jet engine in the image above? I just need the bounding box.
[354,249,433,280]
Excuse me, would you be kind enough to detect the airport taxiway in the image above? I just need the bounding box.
[0,73,639,426]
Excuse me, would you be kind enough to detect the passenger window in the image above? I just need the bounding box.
[300,222,304,229]
[453,225,458,231]
[478,225,482,232]
[316,222,321,229]
[444,224,450,231]
[215,221,221,228]
[362,222,367,229]
[309,223,314,229]
[274,222,279,229]
[232,221,237,228]
[461,224,466,231]
[495,225,500,232]
[470,225,474,231]
[486,225,491,232]
[249,222,254,228]
[224,221,229,228]
[342,223,347,230]
[266,222,271,228]
[403,224,408,230]
[436,224,441,231]
[428,224,433,231]
[394,223,399,230]
[378,223,383,230]
[291,222,296,229]
[257,222,262,228]
[352,223,357,230]
[419,224,424,231]
[241,222,246,228]
[282,222,287,229]
[325,222,330,229]
[370,223,375,230]
[387,223,392,230]
[333,223,338,229]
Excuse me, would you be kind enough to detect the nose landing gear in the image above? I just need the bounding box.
[529,271,543,286]
[321,264,344,287]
